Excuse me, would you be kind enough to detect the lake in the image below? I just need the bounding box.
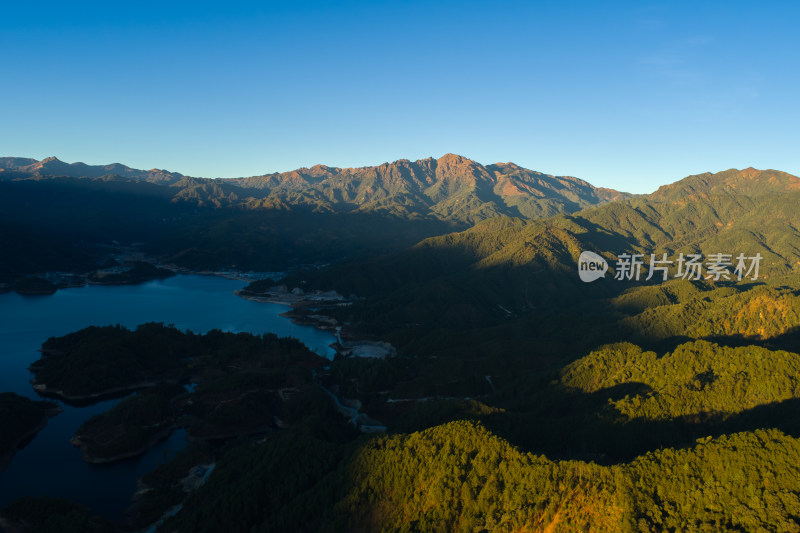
[0,274,336,521]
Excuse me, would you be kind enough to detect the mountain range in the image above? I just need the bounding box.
[263,164,800,342]
[0,154,627,223]
[0,156,186,184]
[2,153,799,296]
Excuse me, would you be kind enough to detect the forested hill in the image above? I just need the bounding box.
[0,154,627,224]
[576,166,800,272]
[648,166,800,201]
[260,166,800,334]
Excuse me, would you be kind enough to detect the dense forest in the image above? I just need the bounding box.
[31,324,330,464]
[0,393,59,473]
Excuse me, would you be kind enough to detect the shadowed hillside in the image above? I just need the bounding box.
[0,154,628,283]
[0,154,628,224]
[260,167,800,335]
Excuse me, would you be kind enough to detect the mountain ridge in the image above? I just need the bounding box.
[0,156,186,185]
[4,155,794,203]
[0,154,630,224]
[268,165,800,334]
[648,167,800,201]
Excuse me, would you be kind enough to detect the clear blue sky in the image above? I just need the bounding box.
[2,1,798,193]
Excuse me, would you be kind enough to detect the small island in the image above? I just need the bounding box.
[4,257,177,298]
[0,393,61,473]
[11,277,58,296]
[87,261,175,285]
[31,323,192,401]
[32,323,329,463]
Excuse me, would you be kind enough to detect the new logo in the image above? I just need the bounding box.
[578,251,608,282]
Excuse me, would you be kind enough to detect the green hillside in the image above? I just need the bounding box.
[148,419,800,532]
[260,168,800,339]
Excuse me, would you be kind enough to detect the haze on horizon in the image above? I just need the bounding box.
[2,0,798,194]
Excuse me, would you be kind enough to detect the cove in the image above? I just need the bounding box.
[0,274,335,521]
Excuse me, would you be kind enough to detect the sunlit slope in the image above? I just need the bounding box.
[0,154,627,225]
[160,418,800,532]
[266,168,800,330]
[561,340,800,421]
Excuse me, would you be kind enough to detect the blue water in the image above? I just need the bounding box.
[0,274,335,521]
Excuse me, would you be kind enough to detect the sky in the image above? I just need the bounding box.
[2,0,798,193]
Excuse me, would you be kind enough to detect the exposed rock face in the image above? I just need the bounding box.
[228,153,630,222]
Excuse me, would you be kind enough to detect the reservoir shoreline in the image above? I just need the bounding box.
[0,273,336,522]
